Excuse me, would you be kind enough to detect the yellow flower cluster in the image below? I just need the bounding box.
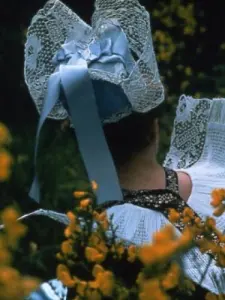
[211,189,225,217]
[152,0,197,67]
[0,207,39,299]
[138,224,193,266]
[57,263,115,300]
[168,205,225,268]
[153,30,176,62]
[56,193,201,299]
[0,123,13,181]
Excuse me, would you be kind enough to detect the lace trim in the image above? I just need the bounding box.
[164,95,212,169]
[24,0,164,122]
[99,188,222,258]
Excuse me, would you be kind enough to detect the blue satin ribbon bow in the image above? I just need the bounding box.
[30,23,134,205]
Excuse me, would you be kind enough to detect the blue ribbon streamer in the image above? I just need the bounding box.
[30,24,133,204]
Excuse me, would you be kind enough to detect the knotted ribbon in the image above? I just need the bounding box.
[30,23,134,205]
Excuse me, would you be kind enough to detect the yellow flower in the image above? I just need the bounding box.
[139,225,180,265]
[127,245,137,263]
[139,243,176,265]
[0,150,13,181]
[65,211,81,236]
[90,265,114,297]
[0,123,11,145]
[96,270,114,297]
[61,240,73,255]
[152,225,176,244]
[211,189,225,207]
[67,211,76,223]
[56,264,76,288]
[6,222,27,248]
[91,181,98,191]
[182,216,191,224]
[85,247,105,263]
[76,280,88,296]
[88,233,108,256]
[0,248,11,265]
[21,277,40,297]
[0,266,20,283]
[183,207,195,219]
[184,67,192,76]
[0,151,12,168]
[1,207,27,247]
[89,232,101,245]
[93,211,109,230]
[205,217,216,230]
[92,264,104,277]
[168,208,180,223]
[139,279,170,300]
[161,262,180,290]
[79,198,92,210]
[1,207,19,226]
[73,191,88,198]
[177,227,193,250]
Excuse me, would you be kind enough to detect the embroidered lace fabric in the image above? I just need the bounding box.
[100,168,220,249]
[164,95,225,294]
[164,95,212,169]
[24,0,164,122]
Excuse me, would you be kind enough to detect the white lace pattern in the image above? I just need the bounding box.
[24,0,164,122]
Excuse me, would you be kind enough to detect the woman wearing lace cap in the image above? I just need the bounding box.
[23,0,225,298]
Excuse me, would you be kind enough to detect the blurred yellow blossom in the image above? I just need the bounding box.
[93,266,114,297]
[0,207,39,299]
[211,189,225,217]
[1,207,27,248]
[139,279,170,300]
[127,245,137,263]
[57,264,77,288]
[185,67,193,76]
[168,208,180,223]
[85,247,105,263]
[91,180,98,191]
[0,150,13,181]
[0,123,11,145]
[77,280,88,296]
[79,198,92,210]
[61,240,73,255]
[93,211,109,230]
[73,191,88,198]
[211,189,225,207]
[161,262,181,290]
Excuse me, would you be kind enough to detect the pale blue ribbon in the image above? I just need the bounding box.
[30,24,134,205]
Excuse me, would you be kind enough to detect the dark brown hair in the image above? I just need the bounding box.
[104,102,165,167]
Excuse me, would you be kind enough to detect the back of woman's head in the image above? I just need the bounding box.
[104,102,165,167]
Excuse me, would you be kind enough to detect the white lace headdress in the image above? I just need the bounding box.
[24,0,164,204]
[24,0,164,122]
